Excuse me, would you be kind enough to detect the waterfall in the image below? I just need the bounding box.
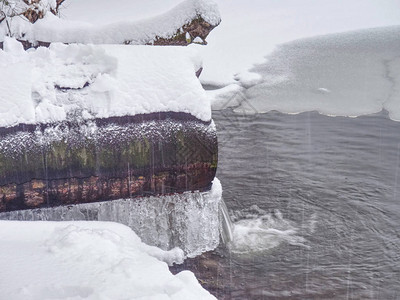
[0,179,223,258]
[219,198,234,244]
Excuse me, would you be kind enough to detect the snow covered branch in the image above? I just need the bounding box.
[0,0,65,41]
[0,0,63,23]
[0,0,221,49]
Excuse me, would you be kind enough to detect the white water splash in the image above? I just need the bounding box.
[229,205,310,254]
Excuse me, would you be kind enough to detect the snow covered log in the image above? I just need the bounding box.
[0,0,221,49]
[0,39,218,213]
[0,113,217,212]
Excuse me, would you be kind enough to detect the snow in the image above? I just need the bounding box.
[0,221,216,300]
[50,0,398,86]
[193,36,204,44]
[1,178,223,258]
[233,71,262,89]
[62,0,221,28]
[206,83,244,110]
[0,39,210,127]
[0,178,223,298]
[199,0,400,86]
[234,26,400,121]
[4,0,398,121]
[2,0,57,13]
[0,0,220,45]
[199,1,400,121]
[0,42,35,126]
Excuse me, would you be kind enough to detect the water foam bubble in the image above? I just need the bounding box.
[230,206,309,254]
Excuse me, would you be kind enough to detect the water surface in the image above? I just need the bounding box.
[172,109,400,299]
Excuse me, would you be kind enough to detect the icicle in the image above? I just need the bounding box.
[0,179,223,258]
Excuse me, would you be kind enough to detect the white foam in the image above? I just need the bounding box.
[230,206,309,254]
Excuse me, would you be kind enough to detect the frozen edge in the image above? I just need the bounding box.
[0,178,223,259]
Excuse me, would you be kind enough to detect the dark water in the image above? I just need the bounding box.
[172,109,400,299]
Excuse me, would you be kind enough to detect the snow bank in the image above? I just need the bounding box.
[199,0,400,85]
[206,84,244,110]
[0,38,210,127]
[234,26,400,121]
[0,221,216,300]
[4,0,398,86]
[0,40,34,126]
[0,0,220,45]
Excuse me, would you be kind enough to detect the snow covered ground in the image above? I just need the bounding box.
[0,221,216,300]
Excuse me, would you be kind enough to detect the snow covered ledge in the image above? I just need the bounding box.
[0,0,221,49]
[0,38,211,126]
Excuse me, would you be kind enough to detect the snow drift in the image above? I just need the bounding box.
[0,38,211,127]
[0,220,217,300]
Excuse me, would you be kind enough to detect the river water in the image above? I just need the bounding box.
[172,108,400,299]
[170,26,400,299]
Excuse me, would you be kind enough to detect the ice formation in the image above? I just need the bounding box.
[0,38,210,127]
[0,178,223,258]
